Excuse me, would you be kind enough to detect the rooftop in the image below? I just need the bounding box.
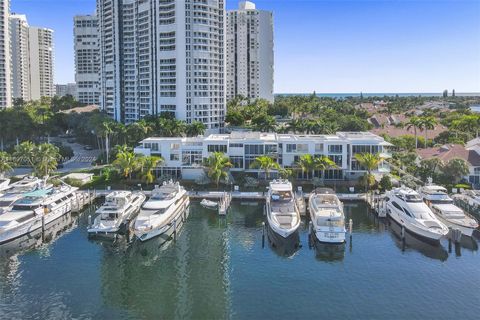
[417,144,480,167]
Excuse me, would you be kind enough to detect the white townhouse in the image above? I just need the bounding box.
[134,131,392,181]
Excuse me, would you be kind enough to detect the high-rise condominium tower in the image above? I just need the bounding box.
[0,0,12,108]
[226,1,274,103]
[74,14,100,105]
[97,0,226,128]
[28,27,54,100]
[10,14,31,101]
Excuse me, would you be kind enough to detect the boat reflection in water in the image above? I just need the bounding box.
[266,224,300,257]
[0,212,79,258]
[310,237,345,262]
[388,218,448,261]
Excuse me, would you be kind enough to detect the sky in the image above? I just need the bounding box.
[11,0,480,94]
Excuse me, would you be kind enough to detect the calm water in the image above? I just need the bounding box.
[1,202,480,319]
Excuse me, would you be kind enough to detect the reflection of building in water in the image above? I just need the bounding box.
[99,206,230,319]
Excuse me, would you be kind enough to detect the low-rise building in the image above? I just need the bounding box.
[134,131,392,180]
[417,141,480,187]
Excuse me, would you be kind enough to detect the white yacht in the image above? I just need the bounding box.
[386,187,449,242]
[308,188,346,243]
[88,191,146,238]
[419,185,478,237]
[0,176,50,214]
[134,181,189,242]
[0,184,78,245]
[265,179,300,238]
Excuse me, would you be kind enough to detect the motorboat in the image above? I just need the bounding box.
[134,181,190,242]
[0,176,51,214]
[308,188,346,243]
[385,187,449,242]
[419,184,478,237]
[0,184,78,245]
[200,199,218,209]
[265,179,300,238]
[88,191,146,238]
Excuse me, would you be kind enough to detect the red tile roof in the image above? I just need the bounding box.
[417,144,480,166]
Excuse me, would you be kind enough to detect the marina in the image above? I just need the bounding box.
[0,200,479,319]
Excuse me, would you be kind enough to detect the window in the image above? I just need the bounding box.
[182,150,202,166]
[170,154,179,161]
[207,144,227,153]
[265,144,278,154]
[474,167,480,175]
[286,144,307,153]
[315,144,324,153]
[170,143,180,150]
[328,145,343,154]
[392,201,402,211]
[229,143,243,148]
[328,155,343,167]
[245,144,264,155]
[151,143,159,152]
[230,156,244,169]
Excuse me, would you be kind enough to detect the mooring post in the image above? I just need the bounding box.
[262,222,265,248]
[309,221,313,248]
[173,219,177,241]
[88,214,92,227]
[401,224,405,241]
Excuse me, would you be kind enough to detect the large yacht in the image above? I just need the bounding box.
[419,184,478,237]
[0,176,50,214]
[308,188,346,243]
[265,180,300,238]
[88,191,146,238]
[0,184,78,245]
[386,187,449,242]
[134,181,189,242]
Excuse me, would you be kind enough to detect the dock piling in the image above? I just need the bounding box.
[262,222,265,248]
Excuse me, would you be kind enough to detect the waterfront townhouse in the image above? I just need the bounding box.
[134,131,392,180]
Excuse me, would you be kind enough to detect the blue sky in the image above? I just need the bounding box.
[12,0,480,93]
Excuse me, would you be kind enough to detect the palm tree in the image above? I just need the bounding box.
[113,150,140,180]
[13,141,36,167]
[35,143,61,177]
[186,121,207,137]
[203,152,232,187]
[0,151,13,178]
[354,153,384,192]
[296,154,316,179]
[139,156,164,185]
[249,155,281,180]
[101,121,114,163]
[419,116,437,148]
[313,155,337,180]
[405,116,422,149]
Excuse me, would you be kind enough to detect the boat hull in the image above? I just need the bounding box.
[387,205,446,243]
[435,215,476,237]
[135,197,190,242]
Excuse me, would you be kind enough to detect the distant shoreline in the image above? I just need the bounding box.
[275,92,480,98]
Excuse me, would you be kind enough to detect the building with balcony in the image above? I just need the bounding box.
[74,14,100,105]
[28,27,54,99]
[97,0,226,128]
[0,0,12,108]
[134,131,392,180]
[226,1,274,103]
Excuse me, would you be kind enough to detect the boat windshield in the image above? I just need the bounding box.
[317,217,344,227]
[151,192,174,200]
[405,194,423,203]
[102,212,118,220]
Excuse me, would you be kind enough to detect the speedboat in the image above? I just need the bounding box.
[88,191,146,238]
[419,184,478,237]
[0,184,78,245]
[265,179,300,238]
[200,199,218,209]
[0,176,51,214]
[134,181,190,242]
[386,187,449,242]
[308,188,346,243]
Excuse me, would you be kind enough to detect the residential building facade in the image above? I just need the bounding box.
[97,0,226,129]
[55,83,78,97]
[28,27,54,100]
[74,14,100,105]
[134,131,391,180]
[226,1,274,103]
[0,0,12,108]
[10,14,31,101]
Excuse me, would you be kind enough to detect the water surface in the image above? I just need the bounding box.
[1,202,479,319]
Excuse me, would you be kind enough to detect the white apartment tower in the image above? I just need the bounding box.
[226,1,274,103]
[28,27,54,100]
[97,0,226,128]
[74,14,100,104]
[0,0,12,108]
[10,14,31,101]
